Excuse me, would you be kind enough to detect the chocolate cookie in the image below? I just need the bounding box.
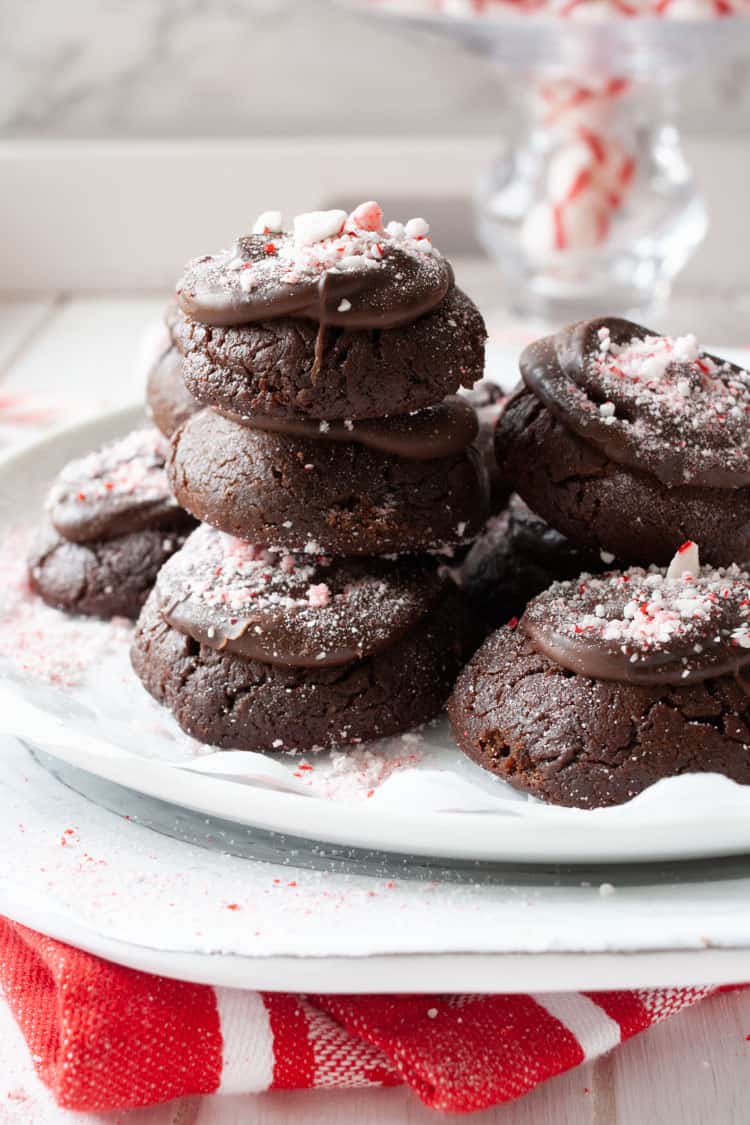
[30,428,195,620]
[453,494,608,632]
[497,316,750,566]
[175,285,485,422]
[172,203,486,420]
[29,522,190,620]
[155,523,447,667]
[146,343,200,438]
[168,407,489,556]
[132,587,470,753]
[523,319,750,489]
[48,428,187,544]
[449,544,750,808]
[177,202,452,331]
[497,385,750,568]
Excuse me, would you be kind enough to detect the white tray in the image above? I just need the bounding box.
[4,735,750,992]
[4,406,750,865]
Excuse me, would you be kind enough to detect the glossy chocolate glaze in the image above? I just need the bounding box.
[177,238,452,331]
[217,395,479,461]
[156,525,447,668]
[521,561,750,686]
[521,317,750,489]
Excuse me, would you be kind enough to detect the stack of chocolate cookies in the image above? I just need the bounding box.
[132,202,490,753]
[451,318,750,807]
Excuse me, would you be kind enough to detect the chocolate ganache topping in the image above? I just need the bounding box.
[156,524,447,668]
[521,542,750,686]
[520,317,750,488]
[217,395,478,461]
[48,428,184,544]
[176,201,452,330]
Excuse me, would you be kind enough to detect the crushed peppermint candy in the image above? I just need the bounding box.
[156,524,445,667]
[307,583,331,608]
[522,542,750,683]
[252,210,283,235]
[666,540,700,581]
[596,328,707,385]
[250,201,439,279]
[588,329,750,480]
[529,320,750,487]
[591,327,748,420]
[47,428,171,512]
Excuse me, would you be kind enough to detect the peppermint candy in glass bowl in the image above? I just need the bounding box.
[345,0,750,320]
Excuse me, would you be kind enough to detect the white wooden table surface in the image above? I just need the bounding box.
[1,286,750,1123]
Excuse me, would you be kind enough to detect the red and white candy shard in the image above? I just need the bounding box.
[252,210,283,235]
[666,540,700,581]
[306,583,332,608]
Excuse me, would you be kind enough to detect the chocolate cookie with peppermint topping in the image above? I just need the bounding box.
[154,523,447,668]
[29,428,195,620]
[132,584,474,754]
[172,202,486,420]
[449,543,750,808]
[496,318,750,566]
[48,429,187,543]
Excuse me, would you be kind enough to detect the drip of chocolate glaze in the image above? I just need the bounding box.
[216,395,479,461]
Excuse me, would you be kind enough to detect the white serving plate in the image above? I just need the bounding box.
[4,405,750,865]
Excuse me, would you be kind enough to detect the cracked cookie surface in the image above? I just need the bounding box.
[449,618,750,809]
[169,408,489,556]
[173,286,485,421]
[132,589,470,752]
[28,522,192,620]
[495,387,750,567]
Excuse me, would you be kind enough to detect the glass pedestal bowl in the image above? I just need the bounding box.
[343,3,748,321]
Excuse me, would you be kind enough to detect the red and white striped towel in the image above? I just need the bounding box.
[0,918,740,1115]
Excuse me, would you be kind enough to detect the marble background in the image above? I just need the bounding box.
[1,0,749,139]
